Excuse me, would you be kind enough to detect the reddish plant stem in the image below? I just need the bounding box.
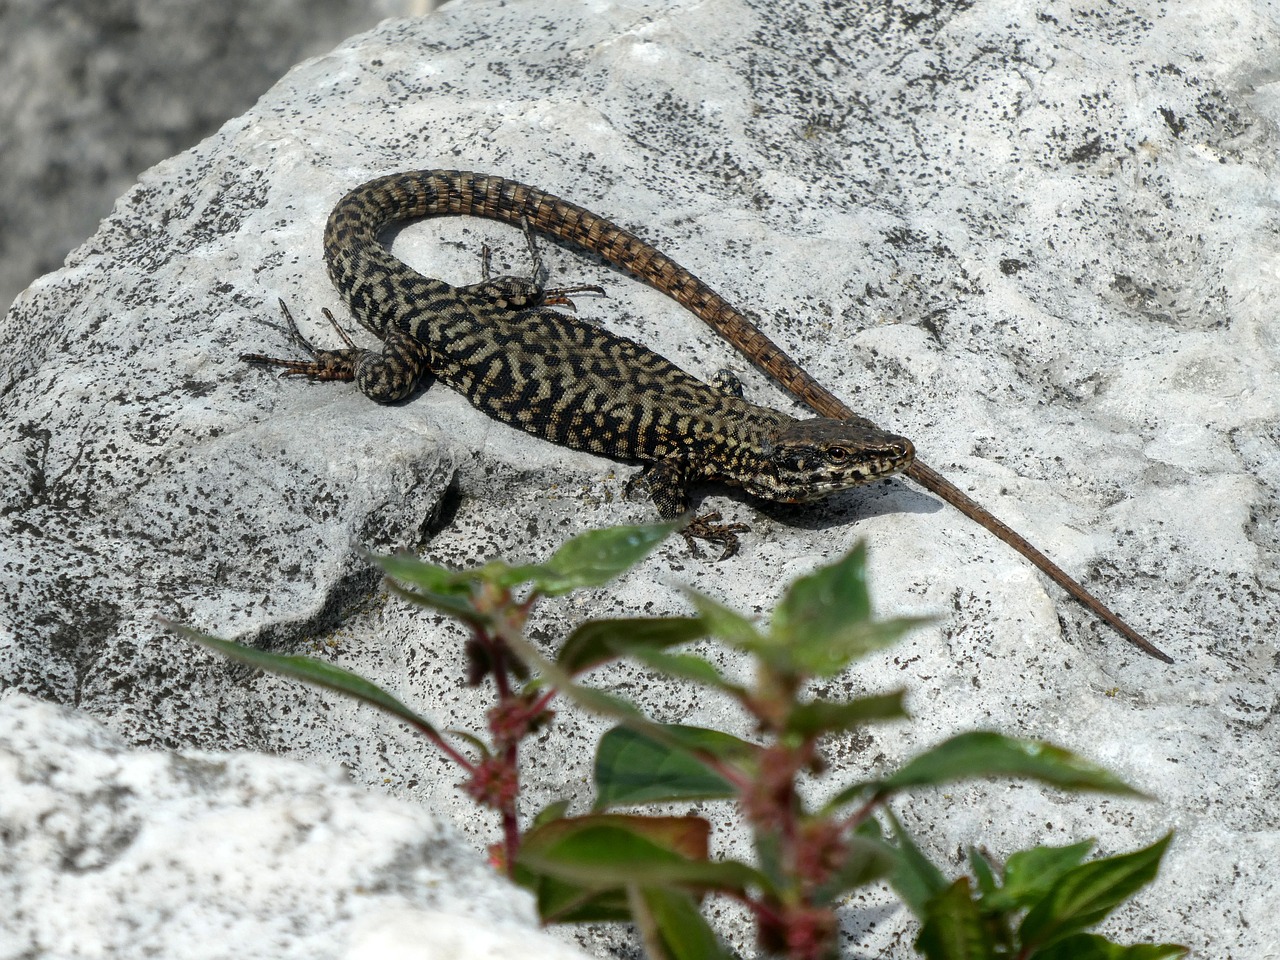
[414,719,476,772]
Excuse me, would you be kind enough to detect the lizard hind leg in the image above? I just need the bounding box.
[240,299,363,383]
[466,219,605,314]
[513,216,608,310]
[240,299,428,404]
[461,217,547,311]
[352,329,432,403]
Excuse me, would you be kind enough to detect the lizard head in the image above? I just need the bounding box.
[742,417,915,503]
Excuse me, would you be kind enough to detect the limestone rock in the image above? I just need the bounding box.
[0,693,591,960]
[1,0,1276,955]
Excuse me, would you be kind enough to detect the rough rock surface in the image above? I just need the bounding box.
[0,694,591,960]
[1,0,1277,956]
[0,0,427,318]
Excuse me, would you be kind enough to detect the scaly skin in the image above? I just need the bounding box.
[242,169,1172,662]
[242,170,915,557]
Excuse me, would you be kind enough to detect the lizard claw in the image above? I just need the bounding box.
[541,284,606,312]
[239,299,360,381]
[681,511,751,561]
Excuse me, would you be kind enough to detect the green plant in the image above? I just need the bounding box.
[169,522,1184,959]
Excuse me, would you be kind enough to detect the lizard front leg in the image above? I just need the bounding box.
[628,458,750,560]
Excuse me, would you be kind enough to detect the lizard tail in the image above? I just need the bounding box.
[322,170,834,407]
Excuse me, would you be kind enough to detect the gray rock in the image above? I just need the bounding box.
[0,0,429,317]
[1,0,1276,955]
[0,693,591,959]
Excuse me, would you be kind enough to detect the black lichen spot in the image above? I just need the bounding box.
[1159,107,1186,138]
[1067,136,1103,164]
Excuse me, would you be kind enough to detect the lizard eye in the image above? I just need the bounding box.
[827,446,849,462]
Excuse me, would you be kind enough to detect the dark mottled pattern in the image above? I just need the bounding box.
[249,170,915,541]
[257,170,1169,657]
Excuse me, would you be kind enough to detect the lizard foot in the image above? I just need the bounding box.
[240,299,360,381]
[540,283,606,311]
[681,511,751,561]
[476,229,604,313]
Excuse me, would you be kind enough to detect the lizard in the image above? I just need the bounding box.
[240,169,1173,664]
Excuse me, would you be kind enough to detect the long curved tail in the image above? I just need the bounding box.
[321,169,1172,662]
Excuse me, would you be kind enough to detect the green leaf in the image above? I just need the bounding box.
[683,589,765,648]
[532,800,572,829]
[915,878,997,960]
[525,522,677,595]
[523,813,710,865]
[968,848,1000,900]
[811,834,898,900]
[518,815,712,919]
[379,566,486,622]
[774,616,931,678]
[512,813,639,924]
[169,625,441,737]
[784,691,908,737]
[559,682,651,725]
[493,610,721,771]
[878,732,1145,797]
[687,576,924,678]
[1031,933,1188,960]
[987,840,1095,912]
[374,523,673,607]
[369,551,474,598]
[625,648,743,695]
[753,828,787,890]
[518,815,766,895]
[774,541,873,638]
[629,886,733,960]
[594,725,755,807]
[557,617,708,675]
[855,816,885,843]
[884,809,950,916]
[767,542,930,676]
[522,872,631,924]
[1018,834,1173,952]
[444,728,491,757]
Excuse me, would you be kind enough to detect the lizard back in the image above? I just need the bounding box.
[323,170,839,408]
[323,172,800,470]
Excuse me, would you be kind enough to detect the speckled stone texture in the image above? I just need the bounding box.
[0,0,429,319]
[1,0,1276,956]
[0,693,592,959]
